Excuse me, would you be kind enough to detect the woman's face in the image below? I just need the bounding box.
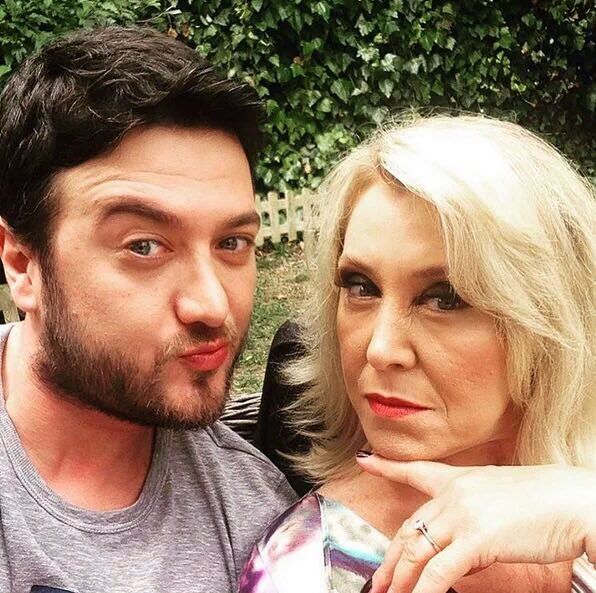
[336,181,520,464]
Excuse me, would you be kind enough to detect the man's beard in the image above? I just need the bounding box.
[32,263,247,430]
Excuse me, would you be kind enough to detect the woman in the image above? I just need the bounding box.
[239,115,596,593]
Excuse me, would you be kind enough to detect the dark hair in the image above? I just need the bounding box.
[0,26,263,253]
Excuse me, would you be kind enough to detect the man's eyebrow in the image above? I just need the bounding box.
[92,197,261,231]
[225,211,261,230]
[93,197,183,228]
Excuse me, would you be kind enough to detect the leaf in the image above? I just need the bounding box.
[380,52,397,72]
[403,55,425,74]
[379,78,394,98]
[0,0,591,189]
[319,97,334,112]
[431,79,443,96]
[419,32,434,52]
[313,1,330,21]
[331,79,351,103]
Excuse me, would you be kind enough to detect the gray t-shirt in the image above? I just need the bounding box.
[0,324,297,593]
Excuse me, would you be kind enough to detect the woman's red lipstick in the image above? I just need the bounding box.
[365,394,430,419]
[180,342,229,372]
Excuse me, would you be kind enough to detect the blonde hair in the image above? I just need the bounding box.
[288,114,595,482]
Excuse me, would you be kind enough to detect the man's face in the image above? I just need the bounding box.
[33,125,258,429]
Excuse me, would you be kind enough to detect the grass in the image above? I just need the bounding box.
[232,242,309,394]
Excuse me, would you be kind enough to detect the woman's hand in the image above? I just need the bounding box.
[356,456,596,593]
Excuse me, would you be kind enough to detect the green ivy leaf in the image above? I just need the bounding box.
[0,0,591,191]
[331,79,351,103]
[379,78,395,98]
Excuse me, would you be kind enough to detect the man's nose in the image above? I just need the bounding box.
[366,305,417,371]
[174,262,230,328]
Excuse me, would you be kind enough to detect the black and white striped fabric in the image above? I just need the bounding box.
[221,391,261,445]
[573,556,596,593]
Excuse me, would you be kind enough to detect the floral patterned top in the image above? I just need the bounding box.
[238,493,595,593]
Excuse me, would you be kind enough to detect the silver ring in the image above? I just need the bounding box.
[414,518,441,553]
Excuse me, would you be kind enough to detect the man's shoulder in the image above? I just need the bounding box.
[203,420,282,469]
[200,420,278,460]
[171,421,296,498]
[203,420,265,452]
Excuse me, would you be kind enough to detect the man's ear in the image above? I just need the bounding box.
[0,219,40,313]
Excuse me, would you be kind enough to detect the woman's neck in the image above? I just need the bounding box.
[319,437,518,538]
[439,436,518,467]
[319,467,573,593]
[319,470,429,538]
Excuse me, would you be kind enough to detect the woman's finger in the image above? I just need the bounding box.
[371,501,446,593]
[384,513,452,593]
[384,528,442,593]
[410,540,476,593]
[370,523,407,593]
[357,456,469,497]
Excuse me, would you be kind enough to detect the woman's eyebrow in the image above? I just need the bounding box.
[338,254,446,280]
[336,254,375,276]
[411,265,448,280]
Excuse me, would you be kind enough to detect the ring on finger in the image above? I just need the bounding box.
[413,518,441,553]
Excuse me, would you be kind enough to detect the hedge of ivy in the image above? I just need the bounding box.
[1,0,594,191]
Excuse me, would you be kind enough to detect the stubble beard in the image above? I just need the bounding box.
[32,260,247,430]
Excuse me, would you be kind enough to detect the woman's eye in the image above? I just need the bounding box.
[419,282,468,311]
[219,236,253,252]
[336,272,380,298]
[127,239,163,257]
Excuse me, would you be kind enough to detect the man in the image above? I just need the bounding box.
[0,26,296,592]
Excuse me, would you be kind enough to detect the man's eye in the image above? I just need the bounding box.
[335,272,380,298]
[127,239,162,257]
[419,282,469,311]
[219,236,253,252]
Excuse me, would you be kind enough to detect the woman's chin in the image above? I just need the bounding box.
[365,436,443,462]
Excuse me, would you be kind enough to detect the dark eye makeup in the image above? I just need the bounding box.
[415,281,469,311]
[335,267,468,311]
[334,269,380,298]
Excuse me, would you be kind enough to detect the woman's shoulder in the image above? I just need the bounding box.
[253,491,326,553]
[238,491,391,593]
[238,493,328,593]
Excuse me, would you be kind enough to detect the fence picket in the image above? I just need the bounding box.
[269,191,282,244]
[287,192,297,242]
[255,190,319,260]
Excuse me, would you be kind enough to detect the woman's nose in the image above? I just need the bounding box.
[366,309,417,370]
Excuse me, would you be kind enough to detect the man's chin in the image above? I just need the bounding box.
[104,396,227,431]
[147,368,232,430]
[45,368,232,431]
[148,408,225,431]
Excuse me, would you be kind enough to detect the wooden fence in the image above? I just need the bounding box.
[255,190,319,257]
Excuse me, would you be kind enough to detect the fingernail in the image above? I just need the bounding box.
[356,450,373,458]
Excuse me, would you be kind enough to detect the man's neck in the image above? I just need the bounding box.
[2,322,155,510]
